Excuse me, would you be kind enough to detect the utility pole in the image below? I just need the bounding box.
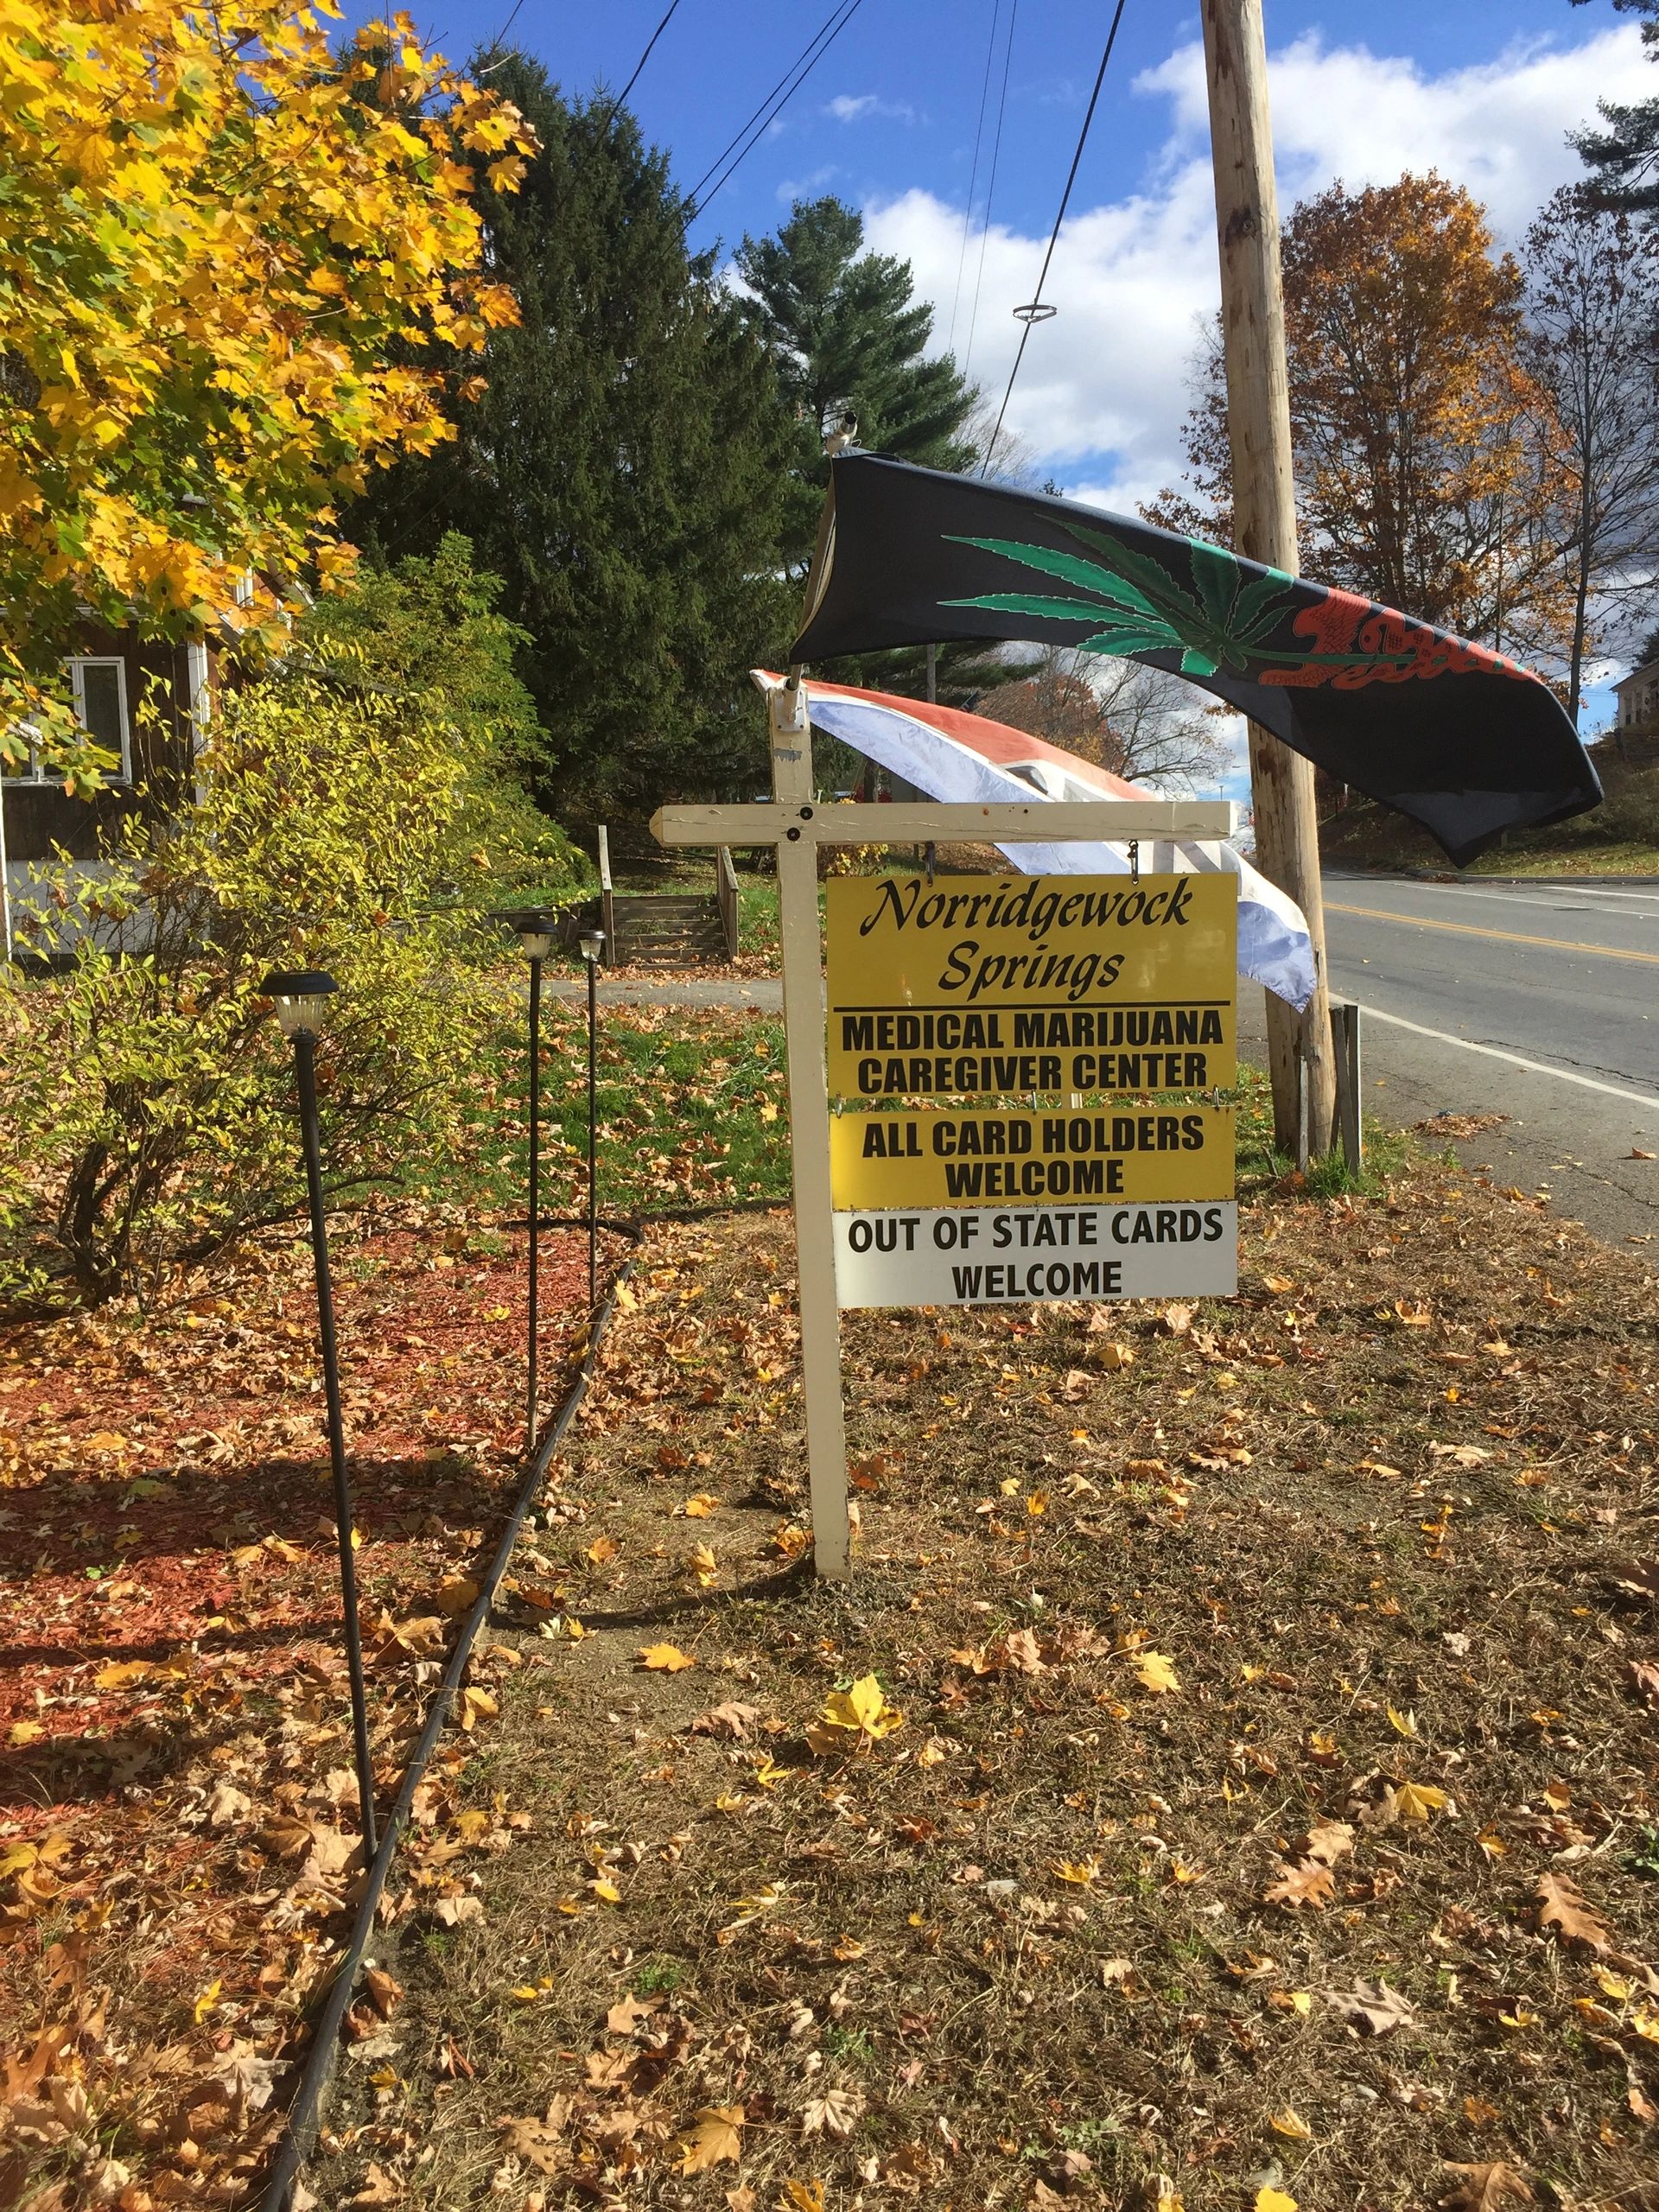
[1200,0,1334,1160]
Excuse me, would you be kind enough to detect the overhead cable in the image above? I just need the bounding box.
[685,0,867,219]
[587,0,687,149]
[948,0,1001,355]
[962,0,1018,385]
[981,0,1128,477]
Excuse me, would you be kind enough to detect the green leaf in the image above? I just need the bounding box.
[1188,541,1241,632]
[1179,646,1222,677]
[943,591,1123,626]
[1075,623,1187,658]
[944,535,1160,619]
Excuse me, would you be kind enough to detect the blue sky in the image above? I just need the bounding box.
[352,0,1654,783]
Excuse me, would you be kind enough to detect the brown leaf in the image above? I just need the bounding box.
[1608,1558,1659,1604]
[677,2105,745,2174]
[1535,1872,1614,1953]
[365,1967,404,2020]
[801,2086,865,2139]
[1440,2163,1534,2212]
[688,1701,760,1740]
[207,1779,252,1827]
[1002,1627,1046,1676]
[1263,1859,1334,1910]
[350,2161,399,2206]
[498,2115,563,2176]
[1304,1820,1355,1867]
[1160,1303,1193,1336]
[432,1893,484,1927]
[1628,1659,1659,1710]
[606,1993,654,2035]
[1322,1978,1415,2036]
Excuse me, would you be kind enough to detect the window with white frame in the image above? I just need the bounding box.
[2,656,131,781]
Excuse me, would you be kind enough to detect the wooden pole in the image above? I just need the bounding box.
[1200,0,1335,1159]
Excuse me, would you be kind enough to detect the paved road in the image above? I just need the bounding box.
[1307,874,1659,1251]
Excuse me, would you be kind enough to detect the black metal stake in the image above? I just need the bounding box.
[526,950,543,1451]
[293,1030,378,1857]
[587,949,599,1306]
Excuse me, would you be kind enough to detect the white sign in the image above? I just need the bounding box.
[833,1203,1238,1309]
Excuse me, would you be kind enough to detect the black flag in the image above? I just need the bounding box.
[791,454,1601,867]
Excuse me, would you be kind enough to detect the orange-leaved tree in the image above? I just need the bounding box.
[0,1,531,785]
[1153,174,1571,659]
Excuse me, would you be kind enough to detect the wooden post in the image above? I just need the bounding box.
[1200,0,1335,1159]
[767,679,852,1581]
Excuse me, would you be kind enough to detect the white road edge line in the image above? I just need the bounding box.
[1382,881,1659,918]
[1346,1000,1659,1116]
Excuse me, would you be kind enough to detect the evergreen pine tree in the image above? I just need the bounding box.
[346,55,797,814]
[735,196,990,701]
[1571,0,1659,214]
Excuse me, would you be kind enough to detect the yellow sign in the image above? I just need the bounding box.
[824,872,1236,1099]
[831,1103,1235,1208]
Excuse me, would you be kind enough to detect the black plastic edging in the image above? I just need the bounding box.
[257,1241,640,2212]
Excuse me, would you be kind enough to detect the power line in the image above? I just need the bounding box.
[962,0,1017,386]
[588,0,687,149]
[981,0,1128,477]
[947,0,1001,356]
[685,0,866,220]
[475,0,530,73]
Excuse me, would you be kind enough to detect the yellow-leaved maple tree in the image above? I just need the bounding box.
[0,1,531,781]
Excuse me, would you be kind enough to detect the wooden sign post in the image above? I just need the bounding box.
[652,677,1237,1582]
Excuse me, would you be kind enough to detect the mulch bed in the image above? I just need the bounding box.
[302,1166,1659,2212]
[0,1211,598,2210]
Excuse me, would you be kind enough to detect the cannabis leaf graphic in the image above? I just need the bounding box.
[941,521,1411,678]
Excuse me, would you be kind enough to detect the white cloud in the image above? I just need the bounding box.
[826,92,916,124]
[862,22,1652,507]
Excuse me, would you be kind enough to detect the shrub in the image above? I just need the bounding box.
[1,645,582,1310]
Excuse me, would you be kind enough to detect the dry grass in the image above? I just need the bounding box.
[314,1160,1659,2212]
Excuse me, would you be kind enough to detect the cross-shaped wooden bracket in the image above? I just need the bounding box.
[651,680,1237,1580]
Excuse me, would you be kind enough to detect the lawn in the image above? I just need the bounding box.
[302,1154,1658,2212]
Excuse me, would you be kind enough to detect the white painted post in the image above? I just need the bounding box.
[767,679,851,1580]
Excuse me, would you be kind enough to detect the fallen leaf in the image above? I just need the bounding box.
[1268,2107,1313,2140]
[1535,1872,1614,1954]
[1323,1979,1415,2036]
[683,1493,720,1517]
[780,2183,826,2212]
[1255,2192,1297,2212]
[499,2114,563,2175]
[638,1643,697,1672]
[458,1687,498,1731]
[801,2085,865,2139]
[436,1574,480,1618]
[1440,2163,1534,2211]
[349,2161,398,2205]
[8,1720,45,1746]
[1135,1651,1180,1695]
[585,1535,618,1566]
[1003,1627,1046,1675]
[1627,1659,1659,1710]
[1264,1860,1334,1910]
[433,1893,485,1927]
[1160,1304,1193,1336]
[689,1702,760,1740]
[207,1779,252,1827]
[606,1994,653,2035]
[678,2106,745,2174]
[1304,1820,1355,1867]
[1393,1781,1450,1823]
[808,1675,903,1751]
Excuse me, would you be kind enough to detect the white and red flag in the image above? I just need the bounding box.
[753,671,1317,1008]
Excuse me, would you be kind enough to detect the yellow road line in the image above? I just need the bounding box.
[1325,900,1659,968]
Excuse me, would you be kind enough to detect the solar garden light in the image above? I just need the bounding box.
[578,925,605,1305]
[260,968,377,1856]
[500,910,561,1448]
